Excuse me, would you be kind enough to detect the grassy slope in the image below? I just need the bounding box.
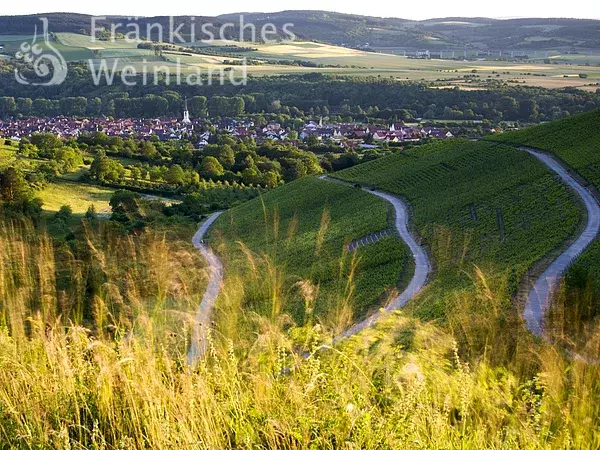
[37,181,114,215]
[209,176,409,325]
[1,210,598,447]
[489,109,600,303]
[0,145,16,169]
[0,145,114,215]
[490,110,600,192]
[335,140,582,321]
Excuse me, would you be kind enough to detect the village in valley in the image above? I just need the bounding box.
[0,107,454,150]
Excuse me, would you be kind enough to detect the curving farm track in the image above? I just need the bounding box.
[187,148,600,363]
[187,212,224,364]
[522,148,600,337]
[187,176,431,363]
[318,176,431,341]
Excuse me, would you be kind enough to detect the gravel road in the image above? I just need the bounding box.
[318,176,431,341]
[187,212,224,364]
[522,148,600,337]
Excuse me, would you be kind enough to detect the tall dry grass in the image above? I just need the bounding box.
[1,300,599,448]
[548,280,600,361]
[0,219,207,356]
[0,219,599,448]
[210,206,360,346]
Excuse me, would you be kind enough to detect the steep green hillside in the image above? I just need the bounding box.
[491,110,600,191]
[335,140,582,327]
[489,110,600,329]
[209,176,409,327]
[0,144,15,169]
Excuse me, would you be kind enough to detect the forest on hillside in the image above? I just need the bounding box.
[1,62,599,122]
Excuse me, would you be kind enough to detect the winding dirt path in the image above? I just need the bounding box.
[189,151,599,360]
[187,212,224,364]
[522,148,600,337]
[188,177,431,362]
[318,176,431,340]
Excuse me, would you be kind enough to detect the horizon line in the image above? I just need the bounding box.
[0,10,598,21]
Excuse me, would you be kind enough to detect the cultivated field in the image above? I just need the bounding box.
[2,32,598,89]
[335,140,583,333]
[491,110,600,191]
[209,175,409,330]
[55,32,143,50]
[0,34,95,60]
[489,110,600,334]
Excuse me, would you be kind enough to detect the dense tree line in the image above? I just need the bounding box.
[0,167,44,220]
[1,61,599,122]
[14,131,323,194]
[79,132,322,189]
[0,93,244,119]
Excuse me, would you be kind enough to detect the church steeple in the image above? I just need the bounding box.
[182,97,191,125]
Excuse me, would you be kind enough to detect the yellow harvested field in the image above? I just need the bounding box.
[15,34,595,90]
[38,182,114,215]
[56,33,143,50]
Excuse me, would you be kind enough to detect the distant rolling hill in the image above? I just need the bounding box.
[0,11,599,51]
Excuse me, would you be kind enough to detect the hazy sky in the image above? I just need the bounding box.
[1,0,599,19]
